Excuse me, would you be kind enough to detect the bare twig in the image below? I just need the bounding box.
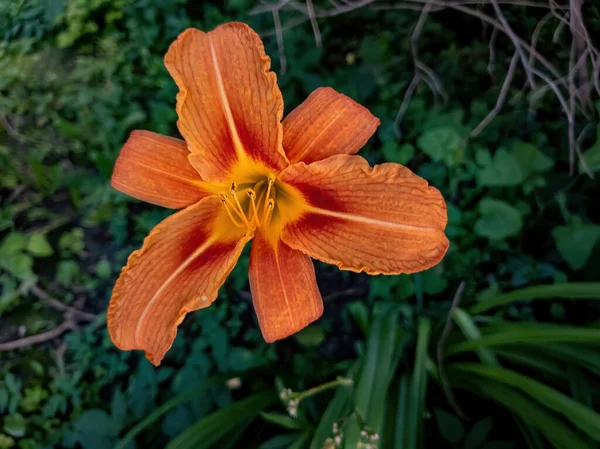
[272,8,288,74]
[394,73,422,139]
[29,284,96,321]
[411,0,448,102]
[489,0,536,90]
[437,281,467,419]
[470,52,519,138]
[0,319,76,352]
[373,0,562,9]
[0,114,27,143]
[306,0,322,48]
[487,27,498,83]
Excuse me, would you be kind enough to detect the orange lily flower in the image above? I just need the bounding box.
[108,22,449,365]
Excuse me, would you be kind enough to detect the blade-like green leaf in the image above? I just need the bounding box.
[114,377,224,449]
[447,326,600,356]
[470,283,600,314]
[165,390,276,449]
[452,308,498,365]
[344,303,405,448]
[450,373,590,449]
[309,363,359,449]
[394,374,410,449]
[494,348,565,379]
[450,363,600,440]
[540,344,600,377]
[406,318,431,449]
[260,412,306,430]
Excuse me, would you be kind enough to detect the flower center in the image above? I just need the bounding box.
[219,178,276,231]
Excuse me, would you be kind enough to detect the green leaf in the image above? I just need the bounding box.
[110,389,127,432]
[453,308,498,365]
[74,410,120,437]
[56,260,80,287]
[310,363,359,449]
[294,325,325,347]
[115,378,224,449]
[447,324,600,356]
[451,375,589,449]
[260,412,305,430]
[434,408,464,443]
[392,374,410,448]
[470,282,600,314]
[417,126,464,166]
[464,417,493,449]
[553,219,600,270]
[382,142,415,164]
[512,141,554,176]
[0,233,26,256]
[0,253,34,280]
[96,259,111,279]
[477,149,523,187]
[474,198,523,240]
[578,125,600,173]
[452,364,600,440]
[3,414,26,438]
[162,406,193,438]
[422,266,448,295]
[165,391,276,449]
[344,303,405,448]
[26,233,54,257]
[258,434,300,449]
[406,318,431,449]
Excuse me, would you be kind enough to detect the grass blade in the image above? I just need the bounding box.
[344,302,404,448]
[450,363,600,440]
[470,283,600,314]
[406,317,431,449]
[452,308,497,365]
[446,326,600,356]
[165,390,276,449]
[309,363,359,449]
[450,373,590,449]
[114,377,223,449]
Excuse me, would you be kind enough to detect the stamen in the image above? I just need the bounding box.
[260,178,275,223]
[230,187,250,226]
[221,193,249,226]
[220,198,245,228]
[246,189,261,226]
[262,199,275,226]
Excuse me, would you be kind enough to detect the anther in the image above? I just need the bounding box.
[262,198,275,226]
[246,189,261,226]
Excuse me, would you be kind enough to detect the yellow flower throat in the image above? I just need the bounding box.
[219,178,276,231]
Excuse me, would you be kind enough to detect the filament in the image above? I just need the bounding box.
[220,198,245,228]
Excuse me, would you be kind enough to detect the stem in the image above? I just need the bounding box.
[291,377,353,402]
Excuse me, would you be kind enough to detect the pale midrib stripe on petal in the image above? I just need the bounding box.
[134,237,216,345]
[274,246,296,331]
[305,205,443,233]
[208,35,246,161]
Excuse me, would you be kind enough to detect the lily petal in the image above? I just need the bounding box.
[108,196,251,365]
[111,131,211,208]
[164,23,288,183]
[282,87,380,164]
[249,233,323,343]
[280,155,449,275]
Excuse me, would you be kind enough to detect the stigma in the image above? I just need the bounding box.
[219,178,275,231]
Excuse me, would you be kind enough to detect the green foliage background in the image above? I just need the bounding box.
[1,0,600,448]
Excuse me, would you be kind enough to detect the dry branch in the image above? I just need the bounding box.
[0,319,76,352]
[252,0,600,175]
